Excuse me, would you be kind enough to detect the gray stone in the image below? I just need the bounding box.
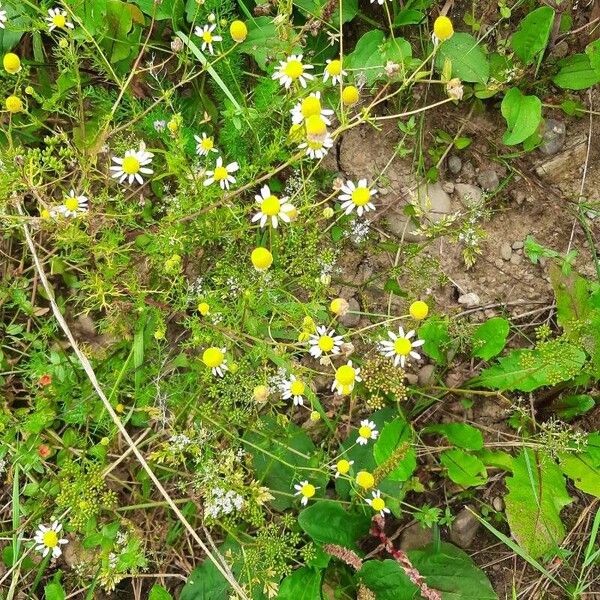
[340,298,361,327]
[450,507,481,549]
[493,258,504,269]
[405,373,418,385]
[500,242,512,261]
[510,254,522,265]
[535,133,587,181]
[447,155,462,174]
[418,364,435,386]
[458,292,480,307]
[400,522,434,551]
[540,119,566,155]
[461,161,475,179]
[454,183,483,207]
[477,169,499,191]
[512,241,524,250]
[442,181,454,194]
[492,496,504,512]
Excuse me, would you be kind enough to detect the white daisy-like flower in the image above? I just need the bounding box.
[194,132,218,156]
[59,190,88,218]
[282,374,307,406]
[338,179,377,217]
[290,92,334,126]
[251,185,295,229]
[194,23,222,55]
[308,325,343,358]
[0,4,7,29]
[202,346,228,377]
[34,521,68,558]
[332,458,354,478]
[110,147,154,185]
[298,133,334,159]
[272,54,314,89]
[366,490,391,517]
[323,59,346,85]
[203,157,239,190]
[356,419,379,446]
[294,480,318,506]
[331,360,361,395]
[46,7,74,31]
[379,326,425,368]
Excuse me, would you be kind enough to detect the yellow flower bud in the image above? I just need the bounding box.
[433,16,454,42]
[197,302,210,316]
[341,85,359,106]
[229,20,248,43]
[409,300,429,320]
[330,297,349,316]
[115,403,125,414]
[310,411,321,421]
[322,206,334,218]
[253,385,269,403]
[298,331,310,343]
[5,95,23,113]
[3,53,21,74]
[251,247,273,271]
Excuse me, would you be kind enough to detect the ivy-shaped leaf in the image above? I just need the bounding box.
[501,87,542,146]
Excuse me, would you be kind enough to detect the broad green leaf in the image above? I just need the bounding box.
[510,6,554,65]
[237,17,291,72]
[44,583,66,600]
[435,32,490,84]
[501,87,542,146]
[424,423,483,451]
[559,434,600,498]
[278,567,322,600]
[553,54,600,90]
[148,585,174,600]
[468,344,587,392]
[243,416,327,510]
[394,9,425,26]
[132,0,184,22]
[505,450,571,558]
[356,560,419,600]
[373,416,416,481]
[408,543,498,600]
[0,1,27,51]
[586,38,600,74]
[472,317,510,360]
[294,0,358,26]
[419,316,451,365]
[298,500,370,552]
[440,449,487,487]
[346,30,384,85]
[551,394,596,420]
[476,449,513,471]
[549,263,593,335]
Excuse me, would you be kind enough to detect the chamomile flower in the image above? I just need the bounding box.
[290,92,334,125]
[110,148,154,185]
[308,325,343,358]
[366,490,390,517]
[282,374,307,406]
[294,480,318,506]
[252,185,295,229]
[59,190,88,217]
[202,346,228,377]
[204,157,239,190]
[34,521,68,558]
[379,326,425,368]
[194,132,218,156]
[299,133,334,159]
[338,179,377,216]
[46,7,74,31]
[0,4,6,29]
[272,54,314,89]
[194,23,222,55]
[332,360,361,395]
[356,420,379,445]
[332,458,354,478]
[323,59,346,85]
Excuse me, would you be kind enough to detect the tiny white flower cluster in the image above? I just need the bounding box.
[0,458,6,478]
[205,487,244,519]
[169,433,192,452]
[347,218,370,243]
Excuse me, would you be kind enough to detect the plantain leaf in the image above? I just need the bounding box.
[501,87,542,146]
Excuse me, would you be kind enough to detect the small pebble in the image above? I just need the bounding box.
[500,242,512,261]
[458,292,480,307]
[477,169,500,191]
[448,155,462,174]
[442,181,454,194]
[510,254,522,265]
[512,241,524,250]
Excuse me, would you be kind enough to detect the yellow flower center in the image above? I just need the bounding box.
[213,166,228,181]
[230,20,248,43]
[42,531,59,548]
[122,156,140,174]
[201,137,214,150]
[262,195,281,216]
[5,95,22,113]
[336,365,356,386]
[285,205,298,220]
[284,59,304,80]
[336,459,350,474]
[351,187,371,206]
[327,59,342,76]
[301,483,315,498]
[197,302,210,315]
[202,31,213,43]
[64,197,79,211]
[52,14,66,28]
[342,86,359,106]
[371,497,386,512]
[358,425,372,439]
[305,115,327,137]
[356,471,374,489]
[318,335,335,352]
[251,247,273,270]
[301,96,321,118]
[409,300,429,320]
[290,380,305,396]
[433,16,454,42]
[203,347,224,368]
[3,53,20,74]
[394,338,412,356]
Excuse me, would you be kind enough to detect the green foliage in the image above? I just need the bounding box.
[558,433,600,498]
[510,6,554,66]
[501,87,542,146]
[505,450,571,559]
[356,560,419,599]
[373,416,417,481]
[553,54,600,90]
[424,423,484,450]
[435,32,490,84]
[471,317,509,360]
[278,567,322,600]
[440,449,487,487]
